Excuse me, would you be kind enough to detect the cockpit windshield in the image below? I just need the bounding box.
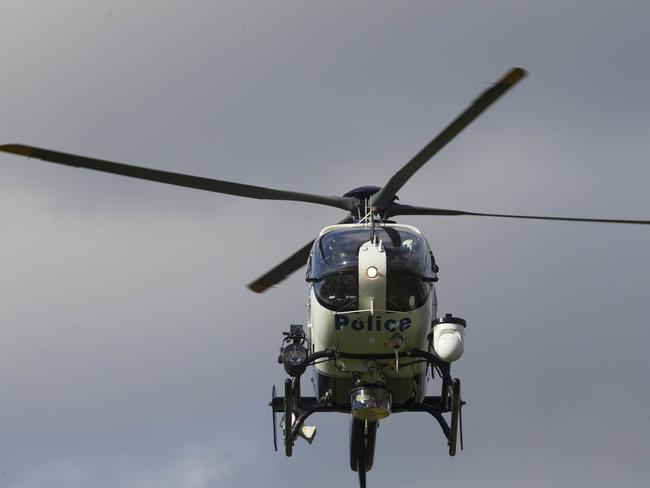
[308,225,434,312]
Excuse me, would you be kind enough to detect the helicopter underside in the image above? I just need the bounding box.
[311,369,427,409]
[270,323,464,488]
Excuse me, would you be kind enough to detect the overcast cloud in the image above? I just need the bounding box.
[1,2,649,487]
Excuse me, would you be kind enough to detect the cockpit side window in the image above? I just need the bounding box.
[383,230,431,311]
[386,270,430,311]
[310,229,367,278]
[384,233,430,277]
[313,271,358,311]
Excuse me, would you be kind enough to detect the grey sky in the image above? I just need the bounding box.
[1,1,649,487]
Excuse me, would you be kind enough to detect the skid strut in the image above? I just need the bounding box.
[283,378,293,456]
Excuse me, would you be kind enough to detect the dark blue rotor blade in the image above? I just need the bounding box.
[0,144,356,212]
[372,68,527,209]
[248,216,353,293]
[387,203,650,224]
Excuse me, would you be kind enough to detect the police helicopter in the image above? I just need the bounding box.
[2,67,649,488]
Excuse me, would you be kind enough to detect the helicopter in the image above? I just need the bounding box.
[2,67,648,488]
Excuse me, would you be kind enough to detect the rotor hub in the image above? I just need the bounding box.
[343,186,380,200]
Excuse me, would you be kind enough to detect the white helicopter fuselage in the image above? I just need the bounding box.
[306,223,443,407]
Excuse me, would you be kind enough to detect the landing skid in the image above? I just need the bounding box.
[269,341,465,487]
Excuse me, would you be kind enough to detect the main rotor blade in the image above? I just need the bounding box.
[248,216,353,293]
[372,68,527,209]
[387,203,650,225]
[0,144,356,212]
